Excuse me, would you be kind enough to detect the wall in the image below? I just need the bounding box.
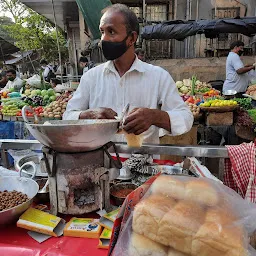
[151,56,256,82]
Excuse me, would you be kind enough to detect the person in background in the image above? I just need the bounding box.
[0,71,8,89]
[79,57,89,74]
[79,56,95,74]
[40,59,56,82]
[0,69,24,92]
[135,48,146,62]
[64,4,193,144]
[223,41,256,95]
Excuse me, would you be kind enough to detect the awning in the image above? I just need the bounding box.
[0,37,19,60]
[142,17,256,41]
[76,0,112,39]
[5,50,33,65]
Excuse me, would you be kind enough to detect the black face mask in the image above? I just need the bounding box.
[101,34,130,60]
[238,50,244,56]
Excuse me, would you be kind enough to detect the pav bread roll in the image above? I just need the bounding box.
[192,222,247,256]
[168,248,189,256]
[151,175,186,200]
[128,232,168,256]
[132,194,176,242]
[157,201,205,254]
[205,207,237,224]
[185,179,219,207]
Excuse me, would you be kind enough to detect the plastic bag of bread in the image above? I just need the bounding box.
[111,175,256,256]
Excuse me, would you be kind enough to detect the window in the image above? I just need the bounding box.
[147,4,168,22]
[212,7,240,19]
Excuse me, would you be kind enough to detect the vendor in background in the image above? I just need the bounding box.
[223,41,255,95]
[40,59,56,82]
[79,57,95,74]
[0,69,24,92]
[63,4,193,144]
[0,71,8,89]
[135,48,146,62]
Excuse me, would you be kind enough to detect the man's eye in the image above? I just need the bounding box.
[110,30,115,35]
[100,30,104,35]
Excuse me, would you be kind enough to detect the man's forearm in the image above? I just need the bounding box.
[151,109,171,132]
[237,66,255,74]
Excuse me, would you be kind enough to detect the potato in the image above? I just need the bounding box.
[54,115,61,118]
[56,107,61,112]
[61,109,65,113]
[44,113,48,118]
[48,114,54,118]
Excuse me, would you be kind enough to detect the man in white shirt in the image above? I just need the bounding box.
[223,41,255,93]
[40,59,55,82]
[1,69,24,92]
[63,4,193,144]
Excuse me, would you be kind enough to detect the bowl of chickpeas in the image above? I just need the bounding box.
[0,177,39,225]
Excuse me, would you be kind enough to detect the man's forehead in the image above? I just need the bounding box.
[100,11,126,28]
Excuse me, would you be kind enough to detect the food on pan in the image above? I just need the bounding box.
[0,190,29,211]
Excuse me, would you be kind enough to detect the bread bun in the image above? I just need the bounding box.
[185,179,219,207]
[168,248,189,256]
[132,194,176,242]
[129,232,168,256]
[151,175,186,200]
[205,207,237,224]
[192,222,247,256]
[157,201,205,254]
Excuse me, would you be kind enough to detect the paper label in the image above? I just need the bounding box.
[67,218,100,232]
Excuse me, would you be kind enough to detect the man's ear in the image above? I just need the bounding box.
[129,31,138,46]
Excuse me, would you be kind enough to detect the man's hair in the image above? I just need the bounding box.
[135,48,145,55]
[79,56,88,63]
[6,69,16,75]
[102,4,139,35]
[230,41,244,50]
[40,59,48,65]
[50,78,61,85]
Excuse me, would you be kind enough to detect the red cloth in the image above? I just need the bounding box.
[224,142,256,203]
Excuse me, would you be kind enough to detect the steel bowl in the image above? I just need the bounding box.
[25,119,119,152]
[0,177,39,225]
[110,182,138,206]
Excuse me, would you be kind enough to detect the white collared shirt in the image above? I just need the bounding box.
[63,57,193,144]
[2,77,24,92]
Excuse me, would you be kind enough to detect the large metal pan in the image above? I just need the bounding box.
[0,177,39,225]
[22,106,119,152]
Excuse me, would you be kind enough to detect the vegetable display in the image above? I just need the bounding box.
[200,99,238,107]
[233,98,252,110]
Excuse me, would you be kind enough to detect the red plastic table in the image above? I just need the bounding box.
[0,213,108,256]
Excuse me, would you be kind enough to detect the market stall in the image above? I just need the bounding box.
[0,139,256,256]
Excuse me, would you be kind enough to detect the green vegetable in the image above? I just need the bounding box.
[233,98,252,110]
[247,109,256,123]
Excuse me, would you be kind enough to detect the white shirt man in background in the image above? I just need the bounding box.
[223,41,255,94]
[1,69,24,92]
[63,4,193,144]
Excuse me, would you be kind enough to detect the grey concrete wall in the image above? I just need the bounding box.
[151,56,256,82]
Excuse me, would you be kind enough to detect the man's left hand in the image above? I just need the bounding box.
[123,108,154,135]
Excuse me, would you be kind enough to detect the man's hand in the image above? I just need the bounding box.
[79,108,117,119]
[123,108,154,135]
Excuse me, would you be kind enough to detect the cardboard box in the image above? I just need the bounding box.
[17,207,65,237]
[98,228,112,249]
[64,218,102,239]
[206,112,233,126]
[99,208,119,230]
